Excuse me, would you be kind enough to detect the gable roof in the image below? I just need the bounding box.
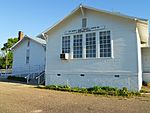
[37,4,148,38]
[11,35,46,50]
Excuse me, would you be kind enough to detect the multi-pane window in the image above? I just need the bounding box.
[86,32,96,58]
[62,36,70,53]
[26,49,30,64]
[61,30,112,59]
[99,31,111,57]
[73,34,82,58]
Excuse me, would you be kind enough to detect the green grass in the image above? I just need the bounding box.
[36,85,141,97]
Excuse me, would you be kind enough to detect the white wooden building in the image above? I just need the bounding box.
[11,35,46,76]
[142,34,150,83]
[37,5,149,91]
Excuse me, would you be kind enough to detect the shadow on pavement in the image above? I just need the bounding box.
[0,77,27,84]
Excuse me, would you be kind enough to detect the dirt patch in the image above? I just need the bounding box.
[0,82,150,113]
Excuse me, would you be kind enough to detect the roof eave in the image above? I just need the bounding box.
[11,36,46,51]
[37,4,148,37]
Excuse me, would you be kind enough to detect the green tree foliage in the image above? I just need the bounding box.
[1,38,18,51]
[0,54,5,68]
[0,38,18,69]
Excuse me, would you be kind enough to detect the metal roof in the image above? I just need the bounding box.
[11,36,46,50]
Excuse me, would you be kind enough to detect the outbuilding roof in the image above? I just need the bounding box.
[11,35,46,50]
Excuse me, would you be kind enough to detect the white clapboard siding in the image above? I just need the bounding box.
[45,7,142,91]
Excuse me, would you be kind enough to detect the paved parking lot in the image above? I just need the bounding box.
[0,82,150,113]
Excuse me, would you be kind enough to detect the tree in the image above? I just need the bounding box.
[0,50,6,68]
[0,38,18,69]
[1,38,18,51]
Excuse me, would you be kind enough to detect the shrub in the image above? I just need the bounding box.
[101,86,113,91]
[108,90,118,96]
[88,86,103,94]
[79,88,88,93]
[117,87,129,97]
[59,85,71,91]
[71,87,80,92]
[142,81,147,86]
[57,85,63,89]
[36,85,140,97]
[63,85,71,89]
[45,85,57,90]
[122,87,128,92]
[97,90,108,95]
[92,86,101,92]
[134,92,141,96]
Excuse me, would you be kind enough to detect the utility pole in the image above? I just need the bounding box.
[5,48,8,76]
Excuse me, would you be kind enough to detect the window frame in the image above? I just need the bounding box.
[73,34,83,58]
[61,30,113,60]
[85,32,97,58]
[82,18,87,28]
[99,30,113,58]
[61,35,71,54]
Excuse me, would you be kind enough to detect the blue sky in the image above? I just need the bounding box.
[0,0,150,47]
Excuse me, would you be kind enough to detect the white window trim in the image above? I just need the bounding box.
[111,39,114,58]
[81,17,88,28]
[61,29,114,60]
[109,29,114,58]
[96,31,99,58]
[73,34,83,59]
[70,35,74,59]
[71,33,85,59]
[82,33,86,59]
[98,30,113,58]
[61,35,71,54]
[85,32,97,58]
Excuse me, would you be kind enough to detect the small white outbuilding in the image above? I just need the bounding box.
[38,5,149,91]
[11,33,46,77]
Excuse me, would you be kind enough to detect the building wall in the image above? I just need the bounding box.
[12,39,45,76]
[143,73,150,83]
[46,9,140,91]
[142,48,150,73]
[142,48,150,83]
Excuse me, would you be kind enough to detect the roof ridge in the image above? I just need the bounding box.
[37,4,148,37]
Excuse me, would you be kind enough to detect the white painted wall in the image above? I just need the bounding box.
[143,73,150,83]
[12,38,46,76]
[46,9,140,91]
[142,48,150,83]
[142,48,150,73]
